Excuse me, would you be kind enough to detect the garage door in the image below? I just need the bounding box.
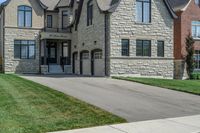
[72,52,78,74]
[80,52,91,75]
[92,51,104,76]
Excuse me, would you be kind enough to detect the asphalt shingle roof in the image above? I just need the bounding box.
[168,0,190,12]
[40,0,60,10]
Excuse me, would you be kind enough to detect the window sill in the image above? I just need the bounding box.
[110,56,174,60]
[193,38,200,41]
[17,26,33,29]
[13,58,36,61]
[135,22,152,25]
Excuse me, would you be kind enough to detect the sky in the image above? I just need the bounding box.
[0,0,6,4]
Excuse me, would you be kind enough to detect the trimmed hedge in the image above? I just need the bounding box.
[191,73,200,80]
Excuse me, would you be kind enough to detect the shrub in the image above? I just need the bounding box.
[185,34,195,79]
[190,73,200,80]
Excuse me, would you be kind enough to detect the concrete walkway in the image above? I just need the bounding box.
[21,75,200,122]
[49,115,200,133]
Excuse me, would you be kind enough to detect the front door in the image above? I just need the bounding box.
[47,43,57,64]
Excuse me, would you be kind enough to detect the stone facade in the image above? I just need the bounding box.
[0,0,175,78]
[1,0,44,73]
[109,0,174,78]
[71,0,105,76]
[4,28,40,73]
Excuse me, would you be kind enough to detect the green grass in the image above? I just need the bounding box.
[113,77,200,95]
[0,74,126,133]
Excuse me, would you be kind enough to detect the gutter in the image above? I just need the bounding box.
[2,8,5,73]
[104,12,109,76]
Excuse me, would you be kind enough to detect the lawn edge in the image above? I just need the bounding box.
[112,76,200,96]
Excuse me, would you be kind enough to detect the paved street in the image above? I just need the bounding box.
[22,75,200,122]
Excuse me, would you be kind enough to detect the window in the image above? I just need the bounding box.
[94,52,102,59]
[14,40,36,59]
[47,15,52,28]
[62,43,69,57]
[18,6,32,27]
[121,39,130,56]
[136,40,151,56]
[82,53,89,59]
[62,11,68,29]
[192,21,200,38]
[136,0,151,23]
[87,0,93,26]
[157,41,164,57]
[194,50,200,69]
[195,0,200,5]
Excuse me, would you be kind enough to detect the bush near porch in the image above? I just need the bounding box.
[113,77,200,95]
[0,74,126,133]
[191,73,200,80]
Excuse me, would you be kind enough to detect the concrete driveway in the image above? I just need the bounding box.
[21,75,200,122]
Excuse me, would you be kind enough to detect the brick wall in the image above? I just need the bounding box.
[174,0,200,60]
[174,0,200,79]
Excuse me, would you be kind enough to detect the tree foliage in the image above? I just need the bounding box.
[185,34,195,79]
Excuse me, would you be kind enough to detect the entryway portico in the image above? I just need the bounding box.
[40,31,72,74]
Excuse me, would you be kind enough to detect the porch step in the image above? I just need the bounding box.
[49,65,64,74]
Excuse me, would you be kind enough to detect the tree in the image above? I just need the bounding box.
[185,34,195,79]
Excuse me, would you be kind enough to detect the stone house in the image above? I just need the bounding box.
[0,0,176,78]
[169,0,200,79]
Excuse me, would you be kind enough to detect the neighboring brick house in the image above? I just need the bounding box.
[0,0,176,78]
[169,0,200,79]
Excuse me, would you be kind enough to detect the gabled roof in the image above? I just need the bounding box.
[40,0,60,10]
[56,0,72,9]
[0,0,48,11]
[0,0,73,11]
[96,0,120,12]
[75,0,177,28]
[168,0,191,12]
[96,0,177,18]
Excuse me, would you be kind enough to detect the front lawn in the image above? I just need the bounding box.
[0,74,125,133]
[113,77,200,95]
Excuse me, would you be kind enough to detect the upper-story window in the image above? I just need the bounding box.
[195,0,200,5]
[192,21,200,39]
[18,6,32,27]
[62,11,68,29]
[136,0,151,23]
[87,0,93,26]
[47,15,53,28]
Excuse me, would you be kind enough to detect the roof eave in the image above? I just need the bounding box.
[164,0,178,19]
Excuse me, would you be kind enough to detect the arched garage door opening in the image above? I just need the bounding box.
[72,52,78,74]
[80,50,90,75]
[91,49,104,76]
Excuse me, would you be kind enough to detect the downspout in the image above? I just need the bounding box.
[3,8,5,73]
[104,12,109,76]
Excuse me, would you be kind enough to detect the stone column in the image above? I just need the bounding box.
[44,40,47,65]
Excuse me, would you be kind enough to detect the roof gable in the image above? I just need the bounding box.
[0,0,47,9]
[168,0,191,12]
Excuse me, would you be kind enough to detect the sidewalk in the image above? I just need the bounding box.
[49,115,200,133]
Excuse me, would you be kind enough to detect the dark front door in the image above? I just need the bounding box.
[47,43,57,64]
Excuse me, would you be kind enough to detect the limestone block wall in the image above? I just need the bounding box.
[109,0,174,78]
[4,0,44,28]
[4,28,40,73]
[71,0,106,75]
